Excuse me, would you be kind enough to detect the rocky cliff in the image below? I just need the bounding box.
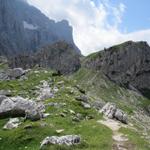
[0,0,79,56]
[8,41,81,74]
[83,41,150,98]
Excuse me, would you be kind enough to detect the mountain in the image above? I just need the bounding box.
[0,65,150,149]
[83,41,150,98]
[0,0,79,56]
[8,41,81,74]
[0,40,150,149]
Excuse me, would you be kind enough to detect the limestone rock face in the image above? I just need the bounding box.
[8,41,81,74]
[40,135,80,148]
[0,0,80,56]
[100,103,128,123]
[84,41,150,98]
[0,96,45,120]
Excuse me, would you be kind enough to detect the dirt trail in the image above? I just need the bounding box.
[98,118,135,150]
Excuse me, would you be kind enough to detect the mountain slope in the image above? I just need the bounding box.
[8,41,81,74]
[83,41,150,98]
[0,0,79,56]
[0,66,149,149]
[73,68,150,147]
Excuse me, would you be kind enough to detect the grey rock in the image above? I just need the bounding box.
[9,41,81,74]
[100,103,117,119]
[83,41,150,98]
[0,96,45,120]
[0,0,79,57]
[3,118,21,130]
[40,135,80,148]
[0,95,7,104]
[75,95,89,103]
[0,71,9,80]
[114,109,128,124]
[72,117,80,122]
[7,68,25,79]
[92,100,106,110]
[100,102,128,123]
[0,68,26,80]
[37,81,54,101]
[81,102,91,109]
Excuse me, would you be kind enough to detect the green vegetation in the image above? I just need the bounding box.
[0,63,8,70]
[0,69,53,98]
[0,69,112,150]
[119,127,150,150]
[0,68,150,149]
[83,51,102,62]
[73,68,148,114]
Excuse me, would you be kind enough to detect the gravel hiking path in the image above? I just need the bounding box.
[98,117,135,150]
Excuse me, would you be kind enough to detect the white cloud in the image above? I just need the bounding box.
[27,0,150,55]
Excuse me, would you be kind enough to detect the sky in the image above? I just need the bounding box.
[27,0,150,55]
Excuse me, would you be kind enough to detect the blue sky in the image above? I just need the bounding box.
[28,0,150,55]
[93,0,150,32]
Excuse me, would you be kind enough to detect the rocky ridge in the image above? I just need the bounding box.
[83,41,150,98]
[8,41,81,74]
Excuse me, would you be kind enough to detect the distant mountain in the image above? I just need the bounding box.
[83,41,150,98]
[0,0,80,56]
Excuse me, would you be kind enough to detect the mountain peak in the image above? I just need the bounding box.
[0,0,80,56]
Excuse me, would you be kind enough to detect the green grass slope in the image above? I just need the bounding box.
[0,69,112,150]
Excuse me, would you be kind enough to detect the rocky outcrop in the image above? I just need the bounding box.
[0,96,45,120]
[0,68,27,80]
[8,41,81,74]
[37,81,54,101]
[0,0,80,56]
[7,68,25,79]
[84,41,150,98]
[100,103,128,124]
[3,118,21,130]
[40,135,81,148]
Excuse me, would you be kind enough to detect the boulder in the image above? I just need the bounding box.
[40,135,80,148]
[7,68,25,79]
[114,109,128,124]
[92,100,106,110]
[37,81,54,101]
[0,96,45,120]
[75,95,89,103]
[100,103,117,119]
[0,68,27,80]
[3,118,21,130]
[81,102,91,109]
[100,103,128,124]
